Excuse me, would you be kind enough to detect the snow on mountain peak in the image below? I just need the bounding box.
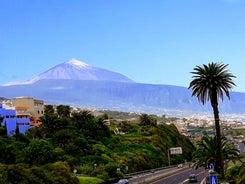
[67,59,89,68]
[3,58,134,86]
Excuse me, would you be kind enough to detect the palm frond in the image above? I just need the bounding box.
[189,62,236,105]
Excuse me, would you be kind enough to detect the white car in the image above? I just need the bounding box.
[117,178,129,184]
[178,164,183,168]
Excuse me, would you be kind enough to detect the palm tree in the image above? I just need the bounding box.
[139,114,157,126]
[192,136,240,173]
[44,104,55,115]
[189,62,236,178]
[71,110,94,129]
[56,105,71,118]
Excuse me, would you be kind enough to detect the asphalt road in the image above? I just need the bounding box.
[150,167,206,184]
[129,167,183,184]
[128,166,206,184]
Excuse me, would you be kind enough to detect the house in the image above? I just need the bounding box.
[0,104,31,136]
[12,97,44,126]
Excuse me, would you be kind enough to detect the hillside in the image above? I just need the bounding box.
[1,78,245,116]
[0,107,194,183]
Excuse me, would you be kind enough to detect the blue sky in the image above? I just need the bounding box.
[1,0,245,92]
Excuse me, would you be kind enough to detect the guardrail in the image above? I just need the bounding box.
[124,164,179,178]
[130,166,190,184]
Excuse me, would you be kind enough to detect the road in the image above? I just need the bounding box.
[128,167,183,184]
[128,166,206,184]
[151,167,206,184]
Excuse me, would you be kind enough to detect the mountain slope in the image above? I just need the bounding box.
[5,59,134,85]
[1,79,245,116]
[1,59,245,116]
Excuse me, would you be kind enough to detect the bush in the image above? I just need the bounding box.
[91,166,108,179]
[77,176,104,184]
[226,165,240,182]
[105,162,119,178]
[44,161,79,184]
[4,165,27,184]
[25,166,53,184]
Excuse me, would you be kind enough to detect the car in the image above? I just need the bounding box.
[178,164,183,168]
[189,174,198,183]
[117,178,129,184]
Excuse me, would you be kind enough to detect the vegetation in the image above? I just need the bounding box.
[226,161,245,184]
[189,62,236,178]
[77,176,104,184]
[192,136,240,171]
[0,105,195,183]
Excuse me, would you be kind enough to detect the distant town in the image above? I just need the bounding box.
[169,115,245,154]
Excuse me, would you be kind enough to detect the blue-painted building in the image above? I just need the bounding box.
[0,104,32,136]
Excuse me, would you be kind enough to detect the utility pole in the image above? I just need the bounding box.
[168,149,170,166]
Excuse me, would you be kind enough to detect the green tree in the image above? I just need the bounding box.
[192,136,240,173]
[0,126,7,136]
[53,129,80,156]
[44,104,55,115]
[189,62,236,178]
[45,161,79,184]
[0,137,17,164]
[139,114,157,126]
[26,126,46,139]
[4,164,27,184]
[15,125,20,135]
[40,114,68,137]
[71,110,94,129]
[23,139,54,167]
[56,105,71,118]
[25,166,53,184]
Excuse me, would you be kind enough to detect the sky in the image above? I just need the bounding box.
[1,0,245,92]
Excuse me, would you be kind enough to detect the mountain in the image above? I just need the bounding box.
[5,59,134,85]
[1,59,245,116]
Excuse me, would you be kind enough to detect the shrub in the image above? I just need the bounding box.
[226,165,240,182]
[44,161,79,184]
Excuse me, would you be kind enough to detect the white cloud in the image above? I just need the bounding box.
[50,86,65,90]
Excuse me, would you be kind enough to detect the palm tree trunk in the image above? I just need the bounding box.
[212,97,224,178]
